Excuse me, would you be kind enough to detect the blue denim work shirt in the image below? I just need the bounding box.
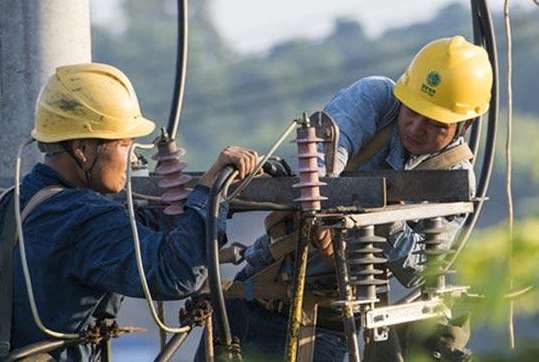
[238,76,475,288]
[2,163,227,361]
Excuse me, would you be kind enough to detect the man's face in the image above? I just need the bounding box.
[87,138,134,193]
[398,104,457,155]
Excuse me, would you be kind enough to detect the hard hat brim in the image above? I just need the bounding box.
[393,82,488,124]
[31,116,156,143]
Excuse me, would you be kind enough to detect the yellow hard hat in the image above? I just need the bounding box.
[32,63,155,143]
[393,36,493,124]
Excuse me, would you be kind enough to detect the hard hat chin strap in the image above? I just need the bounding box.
[61,141,103,189]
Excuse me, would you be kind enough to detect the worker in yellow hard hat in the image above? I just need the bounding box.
[197,36,493,362]
[0,63,258,360]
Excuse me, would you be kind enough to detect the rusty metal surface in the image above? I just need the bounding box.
[129,169,470,211]
[129,174,387,209]
[342,170,470,203]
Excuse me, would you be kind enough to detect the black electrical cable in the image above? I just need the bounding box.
[166,0,188,140]
[468,0,483,163]
[207,166,236,348]
[444,0,499,272]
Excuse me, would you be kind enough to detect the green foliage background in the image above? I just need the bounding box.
[92,0,539,223]
[91,0,539,359]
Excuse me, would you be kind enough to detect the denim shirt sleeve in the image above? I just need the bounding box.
[70,184,228,300]
[240,76,400,277]
[322,76,400,175]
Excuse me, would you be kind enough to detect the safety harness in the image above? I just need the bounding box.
[0,185,64,357]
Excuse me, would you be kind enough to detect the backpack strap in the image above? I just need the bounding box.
[344,124,393,172]
[414,143,474,170]
[0,185,63,357]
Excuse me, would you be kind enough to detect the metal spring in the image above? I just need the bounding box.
[346,225,388,302]
[292,116,327,211]
[153,134,192,215]
[419,217,449,289]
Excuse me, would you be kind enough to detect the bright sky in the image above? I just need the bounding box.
[92,0,536,53]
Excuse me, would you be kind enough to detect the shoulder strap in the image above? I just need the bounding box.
[414,143,474,170]
[344,124,393,172]
[0,185,63,356]
[20,186,64,223]
[0,193,17,356]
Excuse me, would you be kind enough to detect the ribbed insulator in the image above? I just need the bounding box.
[419,217,449,288]
[346,225,388,301]
[152,139,192,215]
[292,125,327,211]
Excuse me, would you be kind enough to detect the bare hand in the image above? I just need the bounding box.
[199,146,259,187]
[312,227,334,257]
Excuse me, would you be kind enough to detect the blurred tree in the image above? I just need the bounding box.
[91,1,539,219]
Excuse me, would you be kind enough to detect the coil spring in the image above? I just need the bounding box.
[418,217,449,288]
[153,133,192,215]
[292,116,327,211]
[346,225,388,302]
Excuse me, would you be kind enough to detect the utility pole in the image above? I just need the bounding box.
[0,0,91,181]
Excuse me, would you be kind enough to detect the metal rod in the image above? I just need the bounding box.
[99,336,112,362]
[285,219,312,362]
[205,316,215,362]
[154,331,190,362]
[332,229,361,362]
[158,302,167,350]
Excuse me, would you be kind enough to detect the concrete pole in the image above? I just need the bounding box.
[0,0,91,180]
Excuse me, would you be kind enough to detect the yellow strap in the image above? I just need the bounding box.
[344,125,393,172]
[414,143,474,170]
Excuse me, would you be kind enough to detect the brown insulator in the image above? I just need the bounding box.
[153,135,192,215]
[292,120,327,211]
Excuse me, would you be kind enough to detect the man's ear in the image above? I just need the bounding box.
[68,140,88,163]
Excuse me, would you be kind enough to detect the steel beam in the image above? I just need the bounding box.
[343,170,471,203]
[128,170,470,211]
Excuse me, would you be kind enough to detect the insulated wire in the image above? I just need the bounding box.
[15,138,79,339]
[444,0,498,273]
[167,0,188,140]
[503,0,515,350]
[126,142,191,334]
[223,118,298,202]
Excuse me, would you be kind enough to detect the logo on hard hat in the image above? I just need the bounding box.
[426,71,442,87]
[421,71,441,97]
